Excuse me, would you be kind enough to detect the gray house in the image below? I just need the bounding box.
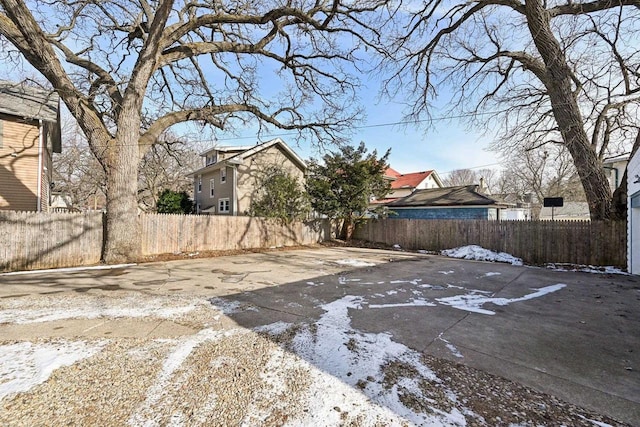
[189,138,306,215]
[387,185,512,220]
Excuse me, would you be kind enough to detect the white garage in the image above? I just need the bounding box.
[628,149,640,274]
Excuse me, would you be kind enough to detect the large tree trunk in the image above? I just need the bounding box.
[102,113,142,263]
[525,0,613,220]
[340,215,355,241]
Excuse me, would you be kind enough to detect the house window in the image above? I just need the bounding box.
[210,178,215,197]
[219,198,230,213]
[220,168,227,183]
[197,175,202,193]
[197,203,201,213]
[206,153,217,166]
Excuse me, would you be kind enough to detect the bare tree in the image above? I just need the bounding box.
[0,0,385,262]
[52,118,106,210]
[443,169,477,187]
[443,168,499,193]
[383,0,640,220]
[137,135,201,212]
[497,145,585,217]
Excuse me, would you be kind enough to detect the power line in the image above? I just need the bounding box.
[214,109,510,142]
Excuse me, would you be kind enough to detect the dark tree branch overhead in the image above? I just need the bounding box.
[0,0,385,262]
[383,0,640,220]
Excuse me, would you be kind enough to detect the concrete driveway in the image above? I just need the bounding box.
[0,246,638,425]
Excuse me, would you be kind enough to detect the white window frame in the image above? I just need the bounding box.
[210,178,215,198]
[218,198,230,213]
[197,175,202,193]
[220,168,227,183]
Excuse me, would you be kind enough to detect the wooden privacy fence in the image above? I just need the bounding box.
[141,214,330,255]
[0,212,331,272]
[0,211,103,272]
[355,219,627,267]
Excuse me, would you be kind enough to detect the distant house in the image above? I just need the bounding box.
[387,185,513,220]
[603,153,629,191]
[539,202,590,221]
[628,149,640,274]
[384,167,443,199]
[491,192,532,220]
[189,138,306,215]
[0,81,61,212]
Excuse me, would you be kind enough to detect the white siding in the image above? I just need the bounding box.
[628,150,640,274]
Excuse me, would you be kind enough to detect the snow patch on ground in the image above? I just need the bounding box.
[436,284,566,315]
[441,245,523,266]
[436,334,464,359]
[259,295,477,426]
[129,329,232,426]
[546,264,628,275]
[576,414,614,427]
[209,298,259,314]
[441,246,623,273]
[368,298,436,309]
[0,340,106,400]
[483,272,501,277]
[335,259,376,267]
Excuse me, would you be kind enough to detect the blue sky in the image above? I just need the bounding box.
[207,77,503,177]
[0,17,503,179]
[1,62,502,179]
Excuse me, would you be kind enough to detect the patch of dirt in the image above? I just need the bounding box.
[138,245,322,264]
[423,354,626,426]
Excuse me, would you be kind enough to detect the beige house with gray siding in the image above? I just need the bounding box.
[190,138,306,215]
[0,81,61,212]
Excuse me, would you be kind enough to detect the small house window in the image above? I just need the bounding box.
[206,153,217,166]
[220,168,227,183]
[197,176,202,193]
[210,179,215,197]
[219,198,230,213]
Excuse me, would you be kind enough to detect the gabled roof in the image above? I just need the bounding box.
[189,138,306,176]
[388,185,509,207]
[384,167,402,178]
[199,145,253,157]
[0,81,62,153]
[603,153,630,164]
[0,81,59,122]
[390,170,438,189]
